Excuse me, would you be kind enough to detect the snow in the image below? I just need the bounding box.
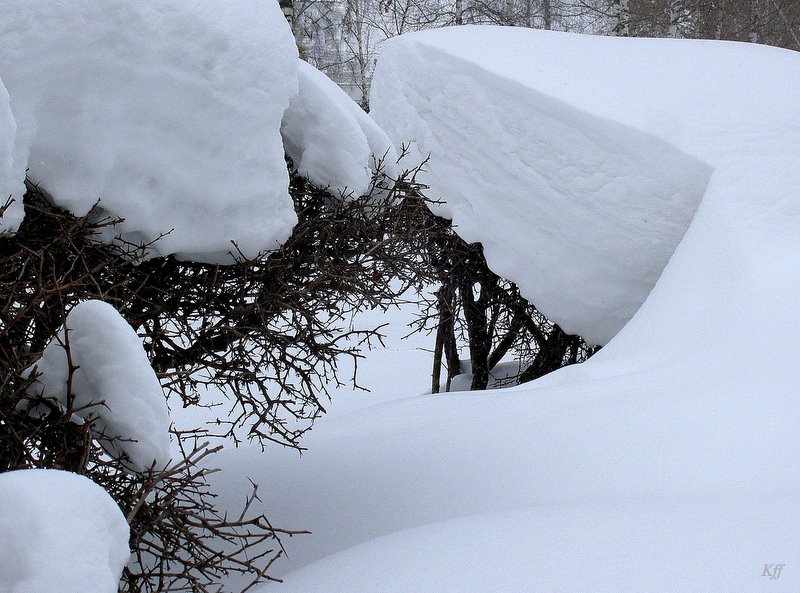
[369,27,799,344]
[0,75,23,234]
[281,60,398,197]
[24,300,171,472]
[0,0,298,261]
[2,15,798,593]
[200,30,800,593]
[0,469,129,593]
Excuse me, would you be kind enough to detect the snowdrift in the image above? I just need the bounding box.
[370,27,800,344]
[0,469,129,593]
[208,30,800,593]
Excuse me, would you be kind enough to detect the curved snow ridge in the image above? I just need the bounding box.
[24,300,171,472]
[0,469,130,593]
[247,141,800,593]
[230,338,800,583]
[370,28,800,345]
[282,61,398,198]
[275,495,799,593]
[0,0,299,261]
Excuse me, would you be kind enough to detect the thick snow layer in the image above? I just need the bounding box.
[0,469,129,593]
[0,76,23,234]
[202,32,800,593]
[0,0,298,261]
[281,61,398,197]
[25,300,171,471]
[370,28,800,344]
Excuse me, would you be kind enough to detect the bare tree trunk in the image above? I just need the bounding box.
[748,0,760,42]
[505,0,515,25]
[458,275,491,391]
[714,0,726,39]
[519,325,574,384]
[771,0,800,49]
[668,0,681,37]
[610,0,630,36]
[455,0,463,25]
[542,0,552,29]
[280,0,294,28]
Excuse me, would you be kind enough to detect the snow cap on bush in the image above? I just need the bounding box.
[24,299,171,471]
[0,0,299,261]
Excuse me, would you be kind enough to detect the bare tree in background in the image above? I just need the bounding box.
[593,0,800,44]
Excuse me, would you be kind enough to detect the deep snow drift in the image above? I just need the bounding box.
[370,27,799,344]
[205,30,800,593]
[24,300,171,471]
[0,0,298,260]
[0,469,129,593]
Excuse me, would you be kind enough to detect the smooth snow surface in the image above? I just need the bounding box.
[0,469,129,593]
[207,31,800,593]
[0,76,23,234]
[0,0,298,261]
[282,61,398,197]
[25,300,171,471]
[369,27,799,343]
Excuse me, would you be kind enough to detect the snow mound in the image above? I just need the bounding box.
[0,76,23,234]
[370,27,800,343]
[0,0,298,261]
[208,31,800,593]
[25,300,171,471]
[0,469,129,593]
[281,60,398,197]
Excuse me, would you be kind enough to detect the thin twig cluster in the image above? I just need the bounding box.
[0,153,594,591]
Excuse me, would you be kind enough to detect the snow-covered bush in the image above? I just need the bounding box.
[0,1,438,591]
[22,300,171,473]
[282,60,398,197]
[0,0,298,261]
[411,203,597,392]
[1,4,611,593]
[0,159,453,590]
